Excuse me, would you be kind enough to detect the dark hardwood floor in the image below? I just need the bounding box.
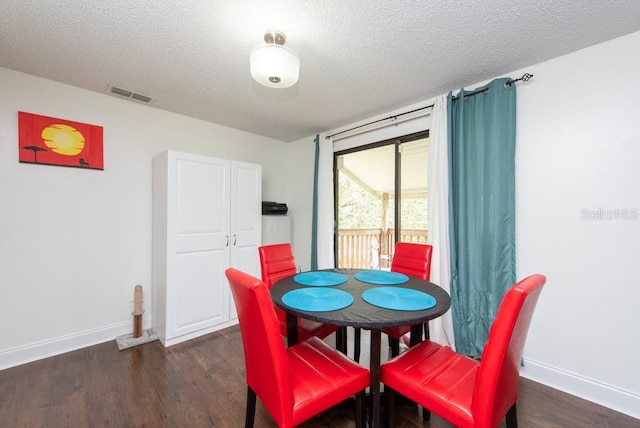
[1,326,638,427]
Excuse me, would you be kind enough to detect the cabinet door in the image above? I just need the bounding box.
[229,161,262,319]
[168,154,230,339]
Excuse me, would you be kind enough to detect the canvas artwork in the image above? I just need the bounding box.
[18,111,104,170]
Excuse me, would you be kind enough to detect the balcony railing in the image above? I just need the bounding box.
[337,228,428,269]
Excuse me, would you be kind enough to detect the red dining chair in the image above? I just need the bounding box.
[258,244,342,344]
[225,268,370,428]
[385,242,433,352]
[381,274,547,428]
[353,242,433,362]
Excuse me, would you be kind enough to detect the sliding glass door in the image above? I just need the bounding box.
[334,131,428,269]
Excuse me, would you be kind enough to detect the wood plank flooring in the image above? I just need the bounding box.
[1,326,638,427]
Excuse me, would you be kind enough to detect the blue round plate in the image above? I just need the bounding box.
[282,288,354,312]
[354,270,409,285]
[362,287,435,311]
[294,271,348,286]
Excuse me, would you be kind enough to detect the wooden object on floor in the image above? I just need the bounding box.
[115,285,158,350]
[133,284,143,338]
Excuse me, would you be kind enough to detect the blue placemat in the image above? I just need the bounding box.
[362,287,436,311]
[294,271,348,286]
[282,288,354,312]
[354,270,409,285]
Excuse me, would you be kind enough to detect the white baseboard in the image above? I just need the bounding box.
[0,316,152,371]
[521,357,640,420]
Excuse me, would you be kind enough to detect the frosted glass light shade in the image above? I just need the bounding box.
[250,44,300,88]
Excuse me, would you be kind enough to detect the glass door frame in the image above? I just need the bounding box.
[332,130,429,268]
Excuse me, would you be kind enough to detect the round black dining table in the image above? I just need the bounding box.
[270,268,451,428]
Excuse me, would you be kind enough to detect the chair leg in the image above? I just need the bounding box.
[389,336,400,357]
[384,386,395,427]
[353,328,361,362]
[354,390,366,428]
[422,406,431,422]
[245,386,256,428]
[336,326,347,354]
[418,323,431,422]
[506,402,518,428]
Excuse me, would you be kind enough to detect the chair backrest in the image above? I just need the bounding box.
[472,274,546,428]
[259,243,297,289]
[225,268,294,426]
[390,242,433,281]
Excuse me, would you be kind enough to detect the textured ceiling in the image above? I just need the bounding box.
[2,1,640,142]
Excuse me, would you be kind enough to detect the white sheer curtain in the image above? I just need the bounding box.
[316,134,335,269]
[427,95,456,349]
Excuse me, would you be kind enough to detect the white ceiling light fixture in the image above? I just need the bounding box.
[250,30,300,88]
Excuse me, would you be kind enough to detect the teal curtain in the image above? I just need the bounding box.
[447,78,516,356]
[311,134,320,270]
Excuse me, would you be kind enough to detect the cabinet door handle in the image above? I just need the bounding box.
[233,234,237,246]
[225,235,229,247]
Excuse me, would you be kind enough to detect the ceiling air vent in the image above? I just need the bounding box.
[108,85,152,104]
[131,93,152,103]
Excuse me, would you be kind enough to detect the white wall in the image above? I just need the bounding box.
[515,31,640,417]
[286,31,640,418]
[0,68,289,369]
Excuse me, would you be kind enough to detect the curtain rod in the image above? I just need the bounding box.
[451,72,534,100]
[325,105,432,140]
[325,73,533,140]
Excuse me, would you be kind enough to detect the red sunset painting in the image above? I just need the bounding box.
[18,111,104,170]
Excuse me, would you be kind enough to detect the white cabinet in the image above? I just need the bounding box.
[262,215,291,245]
[152,150,261,347]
